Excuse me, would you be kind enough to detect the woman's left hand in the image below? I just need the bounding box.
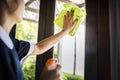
[62,10,78,34]
[40,64,61,80]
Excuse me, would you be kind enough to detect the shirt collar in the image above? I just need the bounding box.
[0,25,14,49]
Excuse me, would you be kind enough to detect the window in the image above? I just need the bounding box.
[54,1,86,79]
[16,0,86,80]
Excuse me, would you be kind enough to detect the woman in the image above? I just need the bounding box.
[0,0,77,80]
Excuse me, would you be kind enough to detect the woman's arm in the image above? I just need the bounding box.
[32,11,77,55]
[32,30,70,55]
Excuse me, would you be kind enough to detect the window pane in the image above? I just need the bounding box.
[54,1,85,80]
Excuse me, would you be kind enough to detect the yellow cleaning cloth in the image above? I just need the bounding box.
[54,4,86,36]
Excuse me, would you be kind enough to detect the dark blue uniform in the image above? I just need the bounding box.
[0,35,30,80]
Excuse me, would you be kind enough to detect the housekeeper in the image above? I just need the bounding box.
[0,0,77,80]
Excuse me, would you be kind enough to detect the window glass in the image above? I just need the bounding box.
[54,1,86,80]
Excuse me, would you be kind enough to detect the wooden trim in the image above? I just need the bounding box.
[25,7,39,13]
[97,0,110,80]
[85,0,111,80]
[25,0,35,6]
[109,0,120,80]
[23,18,38,23]
[35,0,55,80]
[85,0,98,79]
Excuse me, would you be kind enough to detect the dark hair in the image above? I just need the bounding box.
[0,0,18,25]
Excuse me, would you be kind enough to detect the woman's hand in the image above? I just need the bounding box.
[62,10,78,34]
[40,64,61,80]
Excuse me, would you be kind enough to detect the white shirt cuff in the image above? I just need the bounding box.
[20,43,35,64]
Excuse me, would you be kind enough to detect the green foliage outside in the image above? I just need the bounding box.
[63,73,84,80]
[16,21,84,80]
[22,56,36,80]
[54,51,58,58]
[16,21,38,43]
